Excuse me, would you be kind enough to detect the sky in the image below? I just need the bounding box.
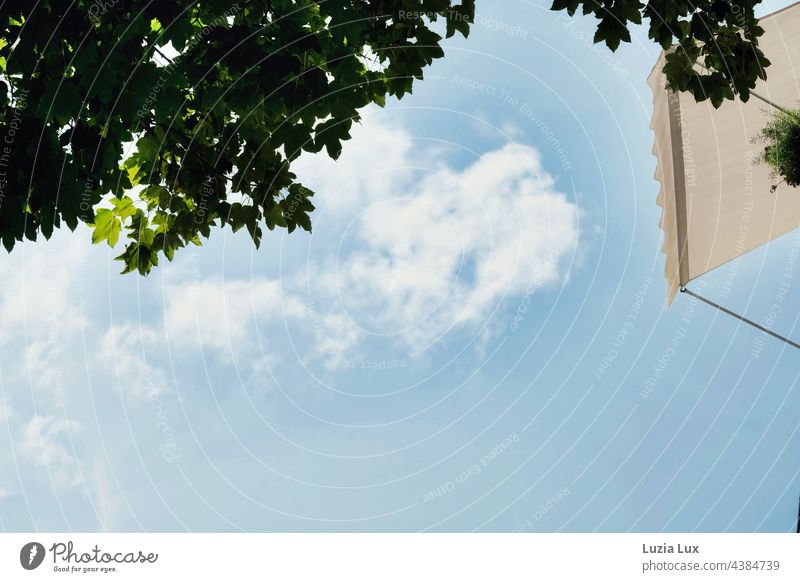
[2,0,800,532]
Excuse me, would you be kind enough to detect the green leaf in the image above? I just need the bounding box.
[50,83,82,124]
[91,208,121,247]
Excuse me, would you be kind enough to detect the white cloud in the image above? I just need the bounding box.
[0,402,12,423]
[163,277,306,353]
[0,234,91,402]
[0,235,87,345]
[292,114,580,355]
[292,112,418,214]
[19,415,83,488]
[99,324,168,400]
[90,456,123,531]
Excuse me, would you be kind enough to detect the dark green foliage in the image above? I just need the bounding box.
[755,109,800,190]
[550,0,769,107]
[0,0,475,274]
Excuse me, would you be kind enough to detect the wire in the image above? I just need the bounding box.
[680,287,800,351]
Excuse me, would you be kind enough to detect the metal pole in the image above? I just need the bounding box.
[750,90,789,113]
[680,287,800,351]
[796,496,800,533]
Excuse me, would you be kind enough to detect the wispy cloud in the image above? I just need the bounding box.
[19,415,83,488]
[99,324,168,400]
[163,277,305,353]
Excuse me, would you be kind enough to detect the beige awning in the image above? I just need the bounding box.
[649,1,800,304]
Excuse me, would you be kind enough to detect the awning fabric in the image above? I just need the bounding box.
[649,1,800,304]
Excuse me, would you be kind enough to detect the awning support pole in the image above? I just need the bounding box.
[680,287,800,351]
[796,496,800,533]
[750,90,789,113]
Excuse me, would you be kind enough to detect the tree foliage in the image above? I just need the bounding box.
[2,1,774,274]
[0,0,474,273]
[550,0,769,107]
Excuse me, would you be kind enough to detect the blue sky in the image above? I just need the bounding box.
[2,0,800,532]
